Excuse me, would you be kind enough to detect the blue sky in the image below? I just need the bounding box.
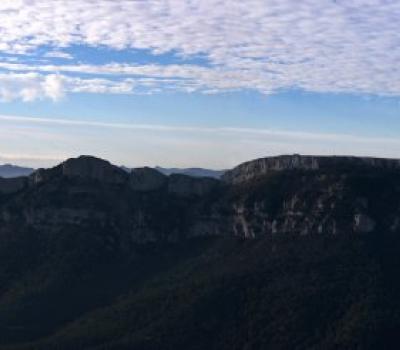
[0,0,399,168]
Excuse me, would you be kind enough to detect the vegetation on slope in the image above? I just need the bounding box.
[1,232,400,350]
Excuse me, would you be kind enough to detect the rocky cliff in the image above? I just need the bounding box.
[223,154,400,184]
[1,154,400,245]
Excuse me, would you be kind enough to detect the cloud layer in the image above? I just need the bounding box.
[0,0,399,100]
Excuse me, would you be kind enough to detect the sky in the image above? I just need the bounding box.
[0,0,399,169]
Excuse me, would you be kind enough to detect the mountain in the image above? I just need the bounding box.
[1,154,400,349]
[122,165,225,179]
[0,163,223,181]
[0,164,34,178]
[155,166,225,179]
[223,154,400,184]
[3,154,397,240]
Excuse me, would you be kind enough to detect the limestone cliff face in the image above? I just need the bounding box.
[223,155,319,184]
[223,154,400,184]
[219,174,381,237]
[0,155,399,245]
[28,156,215,195]
[0,156,227,243]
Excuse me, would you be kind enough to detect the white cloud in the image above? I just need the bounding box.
[42,74,65,101]
[0,0,399,98]
[43,50,73,60]
[0,70,142,100]
[0,72,65,102]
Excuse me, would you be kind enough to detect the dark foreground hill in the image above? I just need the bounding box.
[1,154,400,349]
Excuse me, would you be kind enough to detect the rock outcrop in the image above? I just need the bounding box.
[28,156,218,195]
[61,156,128,184]
[1,154,400,243]
[28,156,128,186]
[223,154,400,184]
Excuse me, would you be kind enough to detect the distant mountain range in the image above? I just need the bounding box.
[155,166,225,178]
[1,163,225,179]
[122,165,225,178]
[0,164,34,178]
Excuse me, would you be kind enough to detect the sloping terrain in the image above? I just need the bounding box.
[1,234,400,350]
[1,154,400,349]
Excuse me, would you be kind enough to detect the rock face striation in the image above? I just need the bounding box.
[0,154,400,245]
[223,154,400,184]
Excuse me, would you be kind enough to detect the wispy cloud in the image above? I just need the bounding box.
[2,114,400,146]
[0,0,399,100]
[1,114,400,169]
[43,50,73,60]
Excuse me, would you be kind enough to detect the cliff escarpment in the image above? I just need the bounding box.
[0,154,400,246]
[222,154,400,184]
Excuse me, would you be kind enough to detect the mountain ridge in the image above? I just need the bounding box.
[0,161,224,180]
[1,154,400,349]
[0,164,34,178]
[1,153,400,241]
[223,154,400,184]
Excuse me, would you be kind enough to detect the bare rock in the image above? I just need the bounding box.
[223,154,400,184]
